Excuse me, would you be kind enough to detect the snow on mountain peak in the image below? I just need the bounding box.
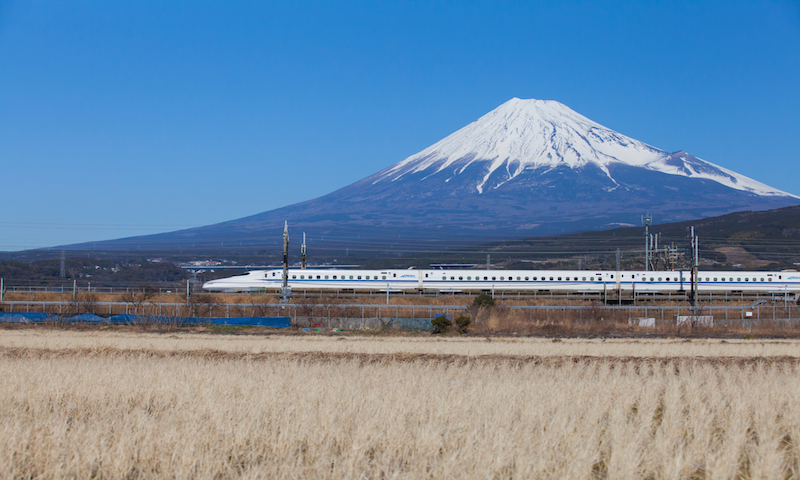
[372,98,797,198]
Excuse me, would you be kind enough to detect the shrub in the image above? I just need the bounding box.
[473,293,495,307]
[454,315,471,334]
[431,315,452,334]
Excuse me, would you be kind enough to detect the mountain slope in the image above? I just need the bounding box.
[69,98,800,250]
[370,98,792,198]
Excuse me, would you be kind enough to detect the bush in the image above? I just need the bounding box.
[431,315,452,334]
[455,315,471,334]
[473,294,495,307]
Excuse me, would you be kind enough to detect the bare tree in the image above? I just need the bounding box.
[121,286,158,315]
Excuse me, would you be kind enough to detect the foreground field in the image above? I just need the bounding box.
[2,328,800,358]
[1,331,799,479]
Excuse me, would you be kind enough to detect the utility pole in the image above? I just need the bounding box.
[60,251,66,279]
[642,214,652,271]
[487,254,490,270]
[616,248,622,305]
[652,233,660,270]
[301,232,307,269]
[281,221,291,303]
[667,242,679,271]
[690,226,699,307]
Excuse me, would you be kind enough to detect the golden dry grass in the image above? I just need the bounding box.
[1,289,760,308]
[2,329,800,358]
[2,330,799,479]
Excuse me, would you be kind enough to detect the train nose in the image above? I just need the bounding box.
[202,280,222,291]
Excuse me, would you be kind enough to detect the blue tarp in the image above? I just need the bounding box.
[387,318,433,331]
[0,312,52,322]
[0,311,291,328]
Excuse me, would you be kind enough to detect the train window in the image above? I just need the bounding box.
[357,276,361,280]
[550,277,554,281]
[565,277,569,281]
[558,277,562,281]
[525,277,529,281]
[272,273,276,277]
[738,278,741,282]
[516,276,520,281]
[333,275,337,279]
[611,275,614,279]
[393,274,396,278]
[292,275,296,279]
[459,277,463,280]
[349,276,354,280]
[713,278,717,281]
[492,277,496,281]
[382,276,386,280]
[649,278,653,282]
[745,278,749,282]
[769,278,773,282]
[366,276,370,279]
[582,277,586,281]
[760,278,764,282]
[500,277,504,280]
[467,276,472,280]
[658,278,662,282]
[451,277,455,280]
[300,275,304,279]
[325,276,329,279]
[425,274,428,278]
[484,277,488,280]
[443,276,447,280]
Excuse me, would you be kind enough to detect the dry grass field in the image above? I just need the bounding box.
[1,330,799,479]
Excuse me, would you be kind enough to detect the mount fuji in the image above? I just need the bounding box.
[87,98,800,249]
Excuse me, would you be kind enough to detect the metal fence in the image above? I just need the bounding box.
[2,282,798,305]
[2,300,798,329]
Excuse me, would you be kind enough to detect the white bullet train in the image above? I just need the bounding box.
[202,268,800,295]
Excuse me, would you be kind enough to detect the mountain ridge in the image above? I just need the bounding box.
[62,97,800,250]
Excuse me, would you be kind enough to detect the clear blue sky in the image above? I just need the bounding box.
[1,0,799,251]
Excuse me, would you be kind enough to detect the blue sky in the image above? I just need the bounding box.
[1,0,799,251]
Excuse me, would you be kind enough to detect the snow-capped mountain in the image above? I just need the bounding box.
[80,98,800,250]
[370,98,795,198]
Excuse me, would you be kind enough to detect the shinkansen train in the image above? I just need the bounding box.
[202,268,800,295]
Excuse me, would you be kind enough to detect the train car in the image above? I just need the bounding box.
[202,268,800,295]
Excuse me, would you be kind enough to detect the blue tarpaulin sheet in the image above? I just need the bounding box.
[388,318,433,330]
[0,312,291,328]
